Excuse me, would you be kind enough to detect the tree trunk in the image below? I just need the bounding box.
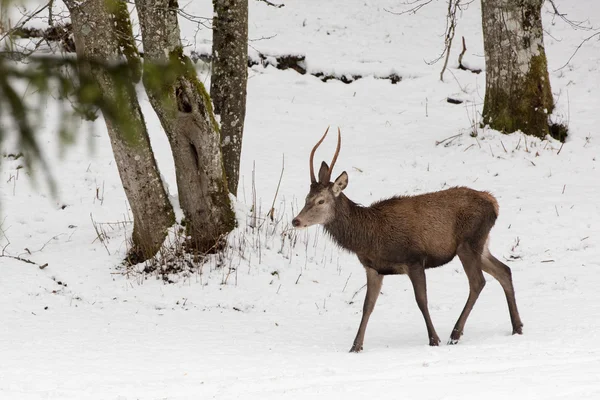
[481,0,554,139]
[211,0,248,196]
[64,0,174,261]
[135,0,235,252]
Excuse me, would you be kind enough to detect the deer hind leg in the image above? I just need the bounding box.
[350,267,383,353]
[407,264,441,346]
[481,251,523,335]
[449,244,486,344]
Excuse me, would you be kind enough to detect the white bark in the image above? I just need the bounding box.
[211,0,248,195]
[64,0,175,260]
[481,0,554,138]
[135,0,235,252]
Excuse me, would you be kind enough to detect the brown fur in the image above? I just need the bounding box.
[323,186,498,274]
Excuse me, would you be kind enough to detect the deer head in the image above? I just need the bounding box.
[292,127,348,228]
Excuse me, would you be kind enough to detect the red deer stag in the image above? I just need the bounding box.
[292,127,523,352]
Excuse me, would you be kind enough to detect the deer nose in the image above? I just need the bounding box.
[292,218,301,228]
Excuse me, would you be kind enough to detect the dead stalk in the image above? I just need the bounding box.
[267,155,285,221]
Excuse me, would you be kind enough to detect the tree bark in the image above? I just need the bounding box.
[64,0,174,261]
[135,0,235,252]
[211,0,248,196]
[481,0,554,139]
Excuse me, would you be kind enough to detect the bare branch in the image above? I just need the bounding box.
[457,36,481,74]
[546,0,596,31]
[384,0,434,16]
[249,34,277,42]
[0,0,51,43]
[554,31,600,71]
[438,0,460,81]
[256,0,285,8]
[177,8,212,29]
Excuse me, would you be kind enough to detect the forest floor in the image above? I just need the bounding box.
[1,0,600,399]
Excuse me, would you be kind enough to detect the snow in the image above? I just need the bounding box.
[2,0,600,399]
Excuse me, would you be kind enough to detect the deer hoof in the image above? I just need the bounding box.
[448,328,462,344]
[349,344,363,353]
[513,324,523,335]
[429,337,441,346]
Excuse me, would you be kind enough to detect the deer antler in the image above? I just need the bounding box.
[310,126,329,183]
[327,127,342,180]
[309,126,342,183]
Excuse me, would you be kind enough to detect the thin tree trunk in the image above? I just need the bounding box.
[211,0,248,196]
[135,0,235,252]
[481,0,554,139]
[64,0,174,261]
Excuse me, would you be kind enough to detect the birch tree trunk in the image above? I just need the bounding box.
[211,0,248,196]
[135,0,235,253]
[481,0,554,139]
[64,0,174,261]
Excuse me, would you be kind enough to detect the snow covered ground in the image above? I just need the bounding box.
[1,0,600,399]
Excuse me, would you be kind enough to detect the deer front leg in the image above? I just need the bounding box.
[350,267,383,353]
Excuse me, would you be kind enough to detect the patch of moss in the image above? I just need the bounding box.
[212,189,237,232]
[169,46,220,134]
[549,122,568,142]
[106,0,142,83]
[168,46,236,232]
[483,54,554,139]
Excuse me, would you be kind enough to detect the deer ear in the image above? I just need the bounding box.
[332,171,348,196]
[318,161,330,183]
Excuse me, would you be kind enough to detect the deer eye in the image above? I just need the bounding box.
[318,199,325,205]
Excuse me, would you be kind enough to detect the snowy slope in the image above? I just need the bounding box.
[1,0,600,399]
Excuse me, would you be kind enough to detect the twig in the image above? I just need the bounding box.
[435,133,461,146]
[342,273,352,292]
[22,233,64,256]
[384,0,434,16]
[567,89,571,129]
[0,254,47,269]
[351,284,367,301]
[176,9,212,30]
[457,36,482,74]
[458,36,467,69]
[448,68,466,93]
[0,1,51,43]
[501,140,507,153]
[267,155,285,221]
[439,0,458,81]
[90,213,111,255]
[249,34,277,42]
[257,0,285,8]
[554,32,600,71]
[546,0,596,31]
[249,161,257,228]
[557,142,564,155]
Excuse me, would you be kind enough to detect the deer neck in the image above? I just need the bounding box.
[323,194,375,253]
